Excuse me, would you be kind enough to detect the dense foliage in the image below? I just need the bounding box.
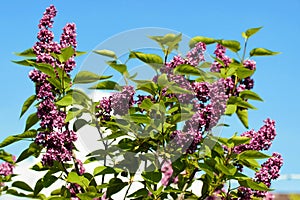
[0,5,282,200]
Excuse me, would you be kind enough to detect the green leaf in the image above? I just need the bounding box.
[236,67,254,79]
[107,61,127,75]
[20,95,36,118]
[174,64,203,76]
[14,48,36,57]
[12,181,33,192]
[89,80,120,90]
[17,142,43,163]
[56,94,73,107]
[136,81,158,95]
[0,130,37,148]
[250,48,280,57]
[238,150,270,160]
[66,171,89,189]
[243,27,263,39]
[76,51,86,56]
[129,51,163,71]
[149,33,182,53]
[93,166,117,176]
[225,104,237,115]
[236,108,248,128]
[239,90,263,101]
[142,170,162,184]
[94,49,117,59]
[73,71,112,84]
[228,96,257,110]
[43,175,57,188]
[77,192,102,200]
[199,62,212,68]
[0,149,14,163]
[60,46,75,63]
[25,113,39,131]
[128,188,149,198]
[140,98,154,110]
[106,178,127,197]
[32,62,56,78]
[6,189,28,197]
[157,74,169,86]
[34,179,44,196]
[73,119,89,132]
[219,40,241,52]
[215,157,237,176]
[189,36,216,48]
[238,178,272,191]
[129,114,151,124]
[229,135,251,147]
[12,59,35,66]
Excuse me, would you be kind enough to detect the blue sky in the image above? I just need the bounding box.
[0,0,300,194]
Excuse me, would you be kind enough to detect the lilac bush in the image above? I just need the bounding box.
[0,5,283,200]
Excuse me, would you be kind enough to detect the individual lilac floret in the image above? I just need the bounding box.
[186,42,206,66]
[161,160,173,186]
[253,152,283,198]
[234,118,276,153]
[111,86,135,116]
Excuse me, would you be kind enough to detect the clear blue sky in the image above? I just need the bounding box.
[0,0,299,193]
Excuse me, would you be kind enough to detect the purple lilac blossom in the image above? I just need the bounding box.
[234,118,276,153]
[111,86,135,115]
[161,160,173,186]
[253,152,283,198]
[210,44,231,72]
[186,42,206,66]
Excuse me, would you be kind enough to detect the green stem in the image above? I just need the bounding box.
[241,38,248,62]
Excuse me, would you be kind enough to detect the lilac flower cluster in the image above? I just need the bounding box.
[111,86,135,116]
[237,153,283,199]
[254,152,283,197]
[60,23,77,73]
[29,5,84,172]
[168,74,194,104]
[161,160,173,186]
[160,55,188,74]
[186,42,206,66]
[210,44,231,72]
[234,118,276,153]
[180,79,228,153]
[96,97,112,121]
[0,161,14,177]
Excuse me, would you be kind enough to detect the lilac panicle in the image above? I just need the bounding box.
[234,118,276,153]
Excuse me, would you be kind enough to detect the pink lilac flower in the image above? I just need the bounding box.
[160,55,188,74]
[30,5,81,169]
[243,59,256,70]
[75,159,85,175]
[111,86,135,115]
[186,42,206,66]
[38,5,57,29]
[168,74,194,104]
[96,96,112,121]
[210,44,231,72]
[234,118,276,153]
[253,153,283,198]
[0,160,14,176]
[161,160,173,186]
